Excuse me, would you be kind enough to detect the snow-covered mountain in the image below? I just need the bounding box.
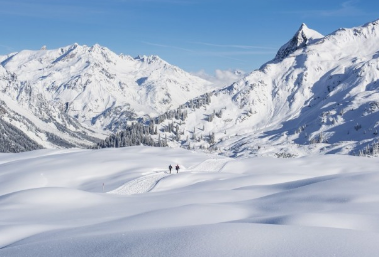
[275,23,324,61]
[0,44,212,150]
[130,19,379,157]
[3,19,379,156]
[1,44,211,129]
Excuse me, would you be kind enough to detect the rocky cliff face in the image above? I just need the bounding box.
[274,23,324,61]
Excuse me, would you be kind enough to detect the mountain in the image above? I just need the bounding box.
[275,23,324,61]
[100,19,379,157]
[1,44,211,130]
[3,19,379,156]
[0,44,212,151]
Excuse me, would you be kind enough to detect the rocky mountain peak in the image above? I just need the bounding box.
[275,23,324,61]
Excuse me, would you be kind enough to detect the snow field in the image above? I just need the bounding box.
[1,147,379,256]
[108,158,231,195]
[108,172,168,195]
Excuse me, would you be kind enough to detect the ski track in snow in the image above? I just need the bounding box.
[189,158,230,172]
[107,173,168,195]
[108,158,230,195]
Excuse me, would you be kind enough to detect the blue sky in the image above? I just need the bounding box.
[1,0,379,74]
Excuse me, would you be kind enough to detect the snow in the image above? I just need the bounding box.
[275,23,324,61]
[3,18,379,255]
[157,18,379,157]
[0,43,212,130]
[2,19,379,156]
[0,43,215,149]
[2,146,379,256]
[108,172,168,195]
[192,69,246,89]
[0,93,101,148]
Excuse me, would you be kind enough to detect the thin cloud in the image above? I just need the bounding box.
[204,51,276,56]
[281,0,367,18]
[142,41,275,56]
[208,55,249,63]
[141,41,196,53]
[115,0,196,4]
[0,44,13,52]
[319,0,365,17]
[192,42,277,50]
[201,51,275,64]
[141,41,275,64]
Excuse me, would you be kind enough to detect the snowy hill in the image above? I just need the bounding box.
[118,19,379,157]
[2,147,379,256]
[0,44,211,150]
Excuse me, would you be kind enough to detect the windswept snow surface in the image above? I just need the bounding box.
[1,147,379,256]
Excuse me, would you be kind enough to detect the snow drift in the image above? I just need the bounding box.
[1,147,379,256]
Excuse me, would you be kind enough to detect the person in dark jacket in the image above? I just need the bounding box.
[175,164,180,173]
[169,164,173,174]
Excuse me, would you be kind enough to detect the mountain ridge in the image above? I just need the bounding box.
[274,23,324,61]
[0,44,213,151]
[97,18,379,157]
[2,19,379,156]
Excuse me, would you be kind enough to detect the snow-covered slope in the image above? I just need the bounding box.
[275,23,324,61]
[0,64,102,150]
[2,147,379,256]
[1,44,211,130]
[145,19,379,157]
[3,19,379,156]
[0,44,211,150]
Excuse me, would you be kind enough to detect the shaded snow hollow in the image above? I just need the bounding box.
[2,146,379,256]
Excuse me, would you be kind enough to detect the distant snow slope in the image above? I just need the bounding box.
[147,19,379,157]
[1,44,211,130]
[2,147,379,256]
[0,44,211,150]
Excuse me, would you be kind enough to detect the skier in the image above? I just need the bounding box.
[169,164,173,174]
[175,164,180,173]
